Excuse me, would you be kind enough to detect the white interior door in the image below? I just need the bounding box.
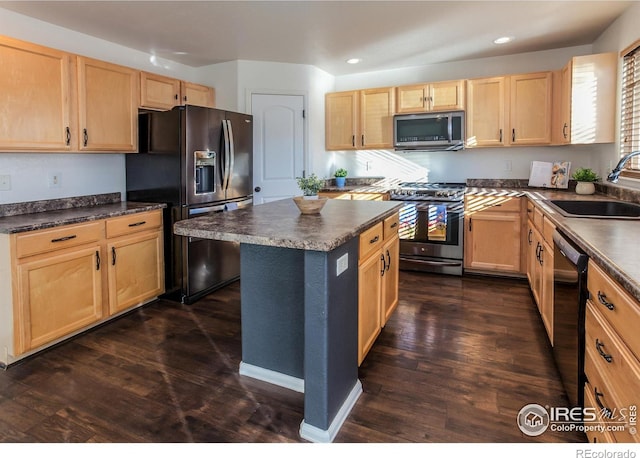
[251,93,305,204]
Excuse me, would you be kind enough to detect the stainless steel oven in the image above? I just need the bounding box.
[391,183,465,275]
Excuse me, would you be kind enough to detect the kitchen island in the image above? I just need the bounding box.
[173,197,402,443]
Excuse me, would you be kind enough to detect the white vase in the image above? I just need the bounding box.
[575,182,596,195]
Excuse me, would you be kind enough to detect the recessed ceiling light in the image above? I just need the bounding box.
[346,58,361,64]
[493,36,514,45]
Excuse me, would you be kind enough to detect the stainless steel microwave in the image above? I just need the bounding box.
[393,111,465,151]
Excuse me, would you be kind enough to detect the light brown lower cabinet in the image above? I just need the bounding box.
[464,195,523,274]
[14,243,104,354]
[105,211,164,315]
[3,209,164,362]
[358,212,399,365]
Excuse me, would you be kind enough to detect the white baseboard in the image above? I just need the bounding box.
[239,361,305,393]
[299,380,363,443]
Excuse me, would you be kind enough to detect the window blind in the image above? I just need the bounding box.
[621,41,640,174]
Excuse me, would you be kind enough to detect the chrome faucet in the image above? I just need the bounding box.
[607,151,640,183]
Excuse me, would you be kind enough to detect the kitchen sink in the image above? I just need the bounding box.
[547,199,640,219]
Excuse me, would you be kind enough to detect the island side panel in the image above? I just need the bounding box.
[240,244,304,378]
[303,237,359,431]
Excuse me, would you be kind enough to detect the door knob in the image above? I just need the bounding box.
[254,186,261,192]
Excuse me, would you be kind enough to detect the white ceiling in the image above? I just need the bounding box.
[0,1,633,75]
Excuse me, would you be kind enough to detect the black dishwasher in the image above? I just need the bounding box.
[552,230,589,409]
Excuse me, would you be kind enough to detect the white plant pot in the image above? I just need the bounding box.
[303,195,318,200]
[575,182,596,195]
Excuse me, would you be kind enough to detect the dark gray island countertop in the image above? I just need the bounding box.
[173,198,403,251]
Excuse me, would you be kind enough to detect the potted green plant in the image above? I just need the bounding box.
[334,168,348,188]
[294,174,327,214]
[572,167,600,195]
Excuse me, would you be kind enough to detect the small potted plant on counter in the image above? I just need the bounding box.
[334,168,348,188]
[572,167,600,195]
[294,173,327,214]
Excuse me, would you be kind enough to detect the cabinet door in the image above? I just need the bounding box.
[381,235,399,326]
[360,87,394,148]
[569,53,617,144]
[558,62,572,144]
[0,36,73,151]
[395,85,427,113]
[358,250,383,365]
[14,245,103,354]
[466,77,506,147]
[325,91,358,150]
[107,229,164,315]
[140,71,181,110]
[540,237,554,344]
[180,81,215,108]
[77,57,138,151]
[509,72,552,145]
[464,210,521,272]
[429,80,465,112]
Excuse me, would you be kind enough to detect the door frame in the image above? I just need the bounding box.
[245,89,310,178]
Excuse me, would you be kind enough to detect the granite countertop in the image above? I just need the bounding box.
[467,180,640,303]
[0,193,166,234]
[321,176,398,194]
[173,198,402,252]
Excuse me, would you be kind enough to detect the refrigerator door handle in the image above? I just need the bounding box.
[221,119,230,192]
[227,120,235,192]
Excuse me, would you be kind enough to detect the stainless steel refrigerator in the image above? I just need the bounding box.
[126,105,253,304]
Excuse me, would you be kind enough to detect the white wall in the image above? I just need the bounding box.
[591,1,640,189]
[330,44,622,183]
[1,4,637,203]
[0,7,199,204]
[234,60,335,177]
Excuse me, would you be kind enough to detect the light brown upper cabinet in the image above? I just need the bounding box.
[325,87,395,150]
[466,76,507,147]
[466,72,552,147]
[140,72,216,110]
[77,57,139,152]
[0,36,74,151]
[552,52,617,145]
[510,72,553,145]
[180,81,215,108]
[395,79,465,113]
[140,71,181,110]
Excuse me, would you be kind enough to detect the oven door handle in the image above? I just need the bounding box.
[399,256,462,267]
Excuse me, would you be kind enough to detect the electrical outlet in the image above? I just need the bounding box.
[504,160,512,171]
[336,253,349,276]
[48,172,61,188]
[0,174,11,191]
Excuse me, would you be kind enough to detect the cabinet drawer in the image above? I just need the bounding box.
[359,222,383,262]
[14,221,104,259]
[383,212,399,239]
[542,215,555,242]
[526,200,535,220]
[585,300,640,409]
[588,260,640,360]
[533,206,544,230]
[584,382,616,444]
[465,195,521,213]
[585,349,640,443]
[583,380,617,443]
[106,210,162,239]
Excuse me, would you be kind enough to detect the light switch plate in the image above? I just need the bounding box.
[336,253,349,276]
[0,174,11,191]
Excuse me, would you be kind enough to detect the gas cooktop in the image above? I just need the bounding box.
[391,182,466,200]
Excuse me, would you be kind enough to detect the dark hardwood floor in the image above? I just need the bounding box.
[0,271,585,443]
